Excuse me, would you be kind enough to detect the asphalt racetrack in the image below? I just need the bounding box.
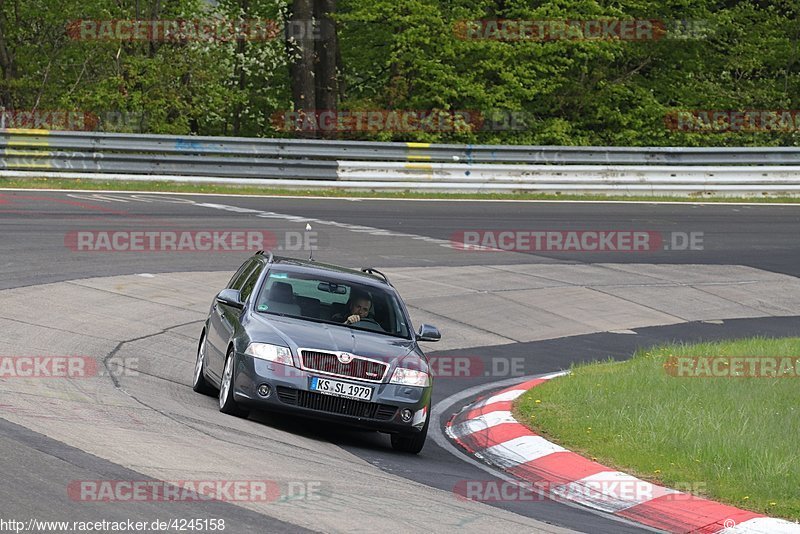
[1,190,799,533]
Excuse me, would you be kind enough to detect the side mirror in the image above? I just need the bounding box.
[417,324,441,342]
[216,289,244,309]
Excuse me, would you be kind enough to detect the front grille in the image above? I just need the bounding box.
[276,387,397,421]
[300,350,387,382]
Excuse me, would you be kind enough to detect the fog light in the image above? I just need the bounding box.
[400,409,413,422]
[257,384,271,397]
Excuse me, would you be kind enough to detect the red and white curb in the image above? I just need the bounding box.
[446,373,799,534]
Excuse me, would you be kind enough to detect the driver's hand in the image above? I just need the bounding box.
[345,314,361,324]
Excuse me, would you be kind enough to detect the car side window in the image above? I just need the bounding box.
[238,263,263,302]
[228,259,257,290]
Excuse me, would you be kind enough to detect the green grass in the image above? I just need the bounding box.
[4,177,800,202]
[514,337,800,520]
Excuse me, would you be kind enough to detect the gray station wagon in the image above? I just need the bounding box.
[192,251,441,453]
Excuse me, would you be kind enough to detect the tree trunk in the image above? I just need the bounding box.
[232,0,250,136]
[314,0,338,138]
[287,0,316,136]
[0,0,18,108]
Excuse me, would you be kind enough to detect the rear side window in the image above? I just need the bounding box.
[228,259,258,290]
[239,264,263,302]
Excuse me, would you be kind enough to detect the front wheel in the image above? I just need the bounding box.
[390,408,429,454]
[218,349,249,418]
[192,331,215,396]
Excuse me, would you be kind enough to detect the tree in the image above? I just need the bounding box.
[287,0,316,135]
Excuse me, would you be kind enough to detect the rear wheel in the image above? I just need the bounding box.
[390,407,429,454]
[192,331,215,396]
[218,348,249,418]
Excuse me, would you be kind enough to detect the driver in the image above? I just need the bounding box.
[332,290,386,332]
[337,291,372,325]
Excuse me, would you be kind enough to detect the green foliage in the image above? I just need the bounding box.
[1,0,799,144]
[337,0,800,145]
[0,0,288,135]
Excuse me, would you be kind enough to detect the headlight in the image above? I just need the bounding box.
[389,367,430,387]
[244,343,294,366]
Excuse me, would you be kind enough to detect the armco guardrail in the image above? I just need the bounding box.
[1,129,800,195]
[3,129,800,164]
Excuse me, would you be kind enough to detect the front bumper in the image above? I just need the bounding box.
[232,352,431,434]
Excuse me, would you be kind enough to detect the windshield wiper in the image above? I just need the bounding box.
[346,324,410,340]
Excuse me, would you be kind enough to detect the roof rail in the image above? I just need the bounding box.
[361,267,390,284]
[256,250,274,263]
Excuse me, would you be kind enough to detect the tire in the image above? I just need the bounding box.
[192,331,215,396]
[218,348,250,418]
[390,407,429,454]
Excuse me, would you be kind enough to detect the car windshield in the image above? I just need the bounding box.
[254,270,411,339]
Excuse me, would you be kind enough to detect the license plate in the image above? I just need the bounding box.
[311,377,373,401]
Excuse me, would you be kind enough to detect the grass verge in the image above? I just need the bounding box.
[514,337,799,520]
[4,177,800,202]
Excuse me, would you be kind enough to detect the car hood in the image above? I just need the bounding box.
[248,312,420,366]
